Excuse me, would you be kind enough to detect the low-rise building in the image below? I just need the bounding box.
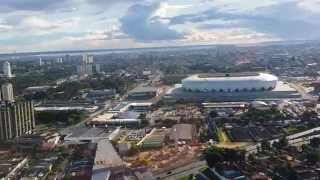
[86,89,116,100]
[169,124,195,143]
[128,86,159,100]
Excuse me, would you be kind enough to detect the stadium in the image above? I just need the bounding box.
[164,72,301,102]
[182,72,278,92]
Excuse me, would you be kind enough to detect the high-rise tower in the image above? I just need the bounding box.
[1,83,14,102]
[0,101,35,141]
[3,61,13,78]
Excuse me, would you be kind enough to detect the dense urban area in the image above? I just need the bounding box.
[2,42,320,180]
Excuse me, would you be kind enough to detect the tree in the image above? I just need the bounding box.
[204,146,244,168]
[139,114,149,128]
[209,111,218,118]
[200,130,209,143]
[306,150,320,164]
[310,137,320,148]
[204,146,224,167]
[301,110,318,121]
[261,140,271,151]
[273,137,288,150]
[248,153,256,162]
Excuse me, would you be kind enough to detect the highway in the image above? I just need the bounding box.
[289,83,316,101]
[155,161,207,180]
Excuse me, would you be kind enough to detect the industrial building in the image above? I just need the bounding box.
[169,124,195,143]
[90,111,141,127]
[137,128,168,148]
[86,89,116,100]
[0,101,35,141]
[127,86,159,100]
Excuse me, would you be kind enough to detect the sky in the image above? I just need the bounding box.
[0,0,320,53]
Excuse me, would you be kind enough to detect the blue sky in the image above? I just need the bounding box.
[0,0,320,53]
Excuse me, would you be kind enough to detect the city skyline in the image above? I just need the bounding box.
[1,0,320,53]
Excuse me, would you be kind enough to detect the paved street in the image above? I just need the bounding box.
[155,161,207,180]
[289,83,316,101]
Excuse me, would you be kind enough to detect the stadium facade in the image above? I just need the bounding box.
[182,72,278,92]
[164,72,301,102]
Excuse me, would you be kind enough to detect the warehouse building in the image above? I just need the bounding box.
[127,86,159,100]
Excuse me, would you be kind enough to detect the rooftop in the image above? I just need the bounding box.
[184,72,278,82]
[93,139,123,170]
[129,85,157,93]
[199,72,259,78]
[170,124,194,141]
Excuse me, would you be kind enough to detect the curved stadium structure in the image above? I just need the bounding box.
[182,72,278,92]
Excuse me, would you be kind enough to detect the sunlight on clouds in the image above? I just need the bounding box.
[0,0,319,52]
[298,0,320,14]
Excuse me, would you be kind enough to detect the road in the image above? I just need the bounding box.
[59,71,163,135]
[289,83,316,101]
[59,100,112,135]
[155,161,207,180]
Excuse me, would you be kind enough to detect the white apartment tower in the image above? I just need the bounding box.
[82,54,94,64]
[3,61,13,78]
[77,54,94,75]
[1,83,14,102]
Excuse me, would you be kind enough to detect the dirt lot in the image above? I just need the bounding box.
[123,145,202,173]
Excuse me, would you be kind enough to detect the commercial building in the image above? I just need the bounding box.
[0,101,35,141]
[1,83,14,102]
[87,89,116,100]
[137,128,168,148]
[164,72,301,102]
[90,111,141,127]
[63,126,116,144]
[24,86,54,94]
[92,139,123,180]
[2,61,13,78]
[128,102,153,112]
[127,86,159,100]
[169,124,195,143]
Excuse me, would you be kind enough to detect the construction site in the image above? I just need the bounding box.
[123,144,202,174]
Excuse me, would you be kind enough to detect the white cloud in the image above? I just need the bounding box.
[298,0,320,14]
[19,16,58,29]
[0,24,12,32]
[0,0,319,53]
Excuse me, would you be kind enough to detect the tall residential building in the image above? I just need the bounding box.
[82,54,94,64]
[3,61,13,78]
[39,57,43,66]
[0,101,35,141]
[95,64,101,73]
[77,54,94,75]
[1,83,14,102]
[76,64,93,75]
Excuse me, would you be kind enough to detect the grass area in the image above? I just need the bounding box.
[178,176,189,180]
[217,128,230,143]
[284,126,299,134]
[179,175,196,180]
